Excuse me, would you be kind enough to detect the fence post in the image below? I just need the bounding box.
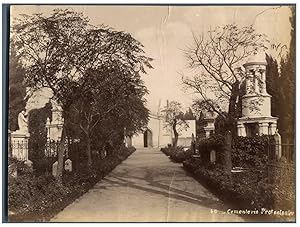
[274,131,282,160]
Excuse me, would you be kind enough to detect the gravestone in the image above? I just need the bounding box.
[64,159,72,172]
[24,159,33,173]
[52,161,58,177]
[210,150,216,164]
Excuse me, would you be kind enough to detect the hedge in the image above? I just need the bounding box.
[8,146,136,222]
[160,146,193,163]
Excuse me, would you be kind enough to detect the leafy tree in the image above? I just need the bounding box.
[266,55,280,118]
[8,43,26,131]
[183,108,195,120]
[183,24,268,132]
[68,66,149,168]
[162,101,188,147]
[265,7,295,143]
[28,102,52,172]
[12,9,152,184]
[278,6,295,143]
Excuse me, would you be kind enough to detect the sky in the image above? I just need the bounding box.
[11,5,292,114]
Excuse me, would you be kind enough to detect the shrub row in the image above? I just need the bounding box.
[161,135,295,219]
[160,146,193,163]
[8,146,136,222]
[183,156,295,220]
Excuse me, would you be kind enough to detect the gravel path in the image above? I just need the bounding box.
[52,148,244,222]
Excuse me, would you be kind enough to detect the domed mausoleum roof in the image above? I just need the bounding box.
[243,52,267,67]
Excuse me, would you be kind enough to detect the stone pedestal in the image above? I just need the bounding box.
[11,131,30,161]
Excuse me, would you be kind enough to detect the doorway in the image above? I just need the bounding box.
[245,123,259,137]
[143,129,153,147]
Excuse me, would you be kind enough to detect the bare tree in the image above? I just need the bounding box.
[183,24,268,126]
[162,101,188,148]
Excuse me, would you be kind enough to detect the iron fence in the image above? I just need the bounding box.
[267,142,295,163]
[11,140,28,161]
[281,143,295,162]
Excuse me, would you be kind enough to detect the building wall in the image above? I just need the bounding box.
[177,120,196,147]
[132,115,172,148]
[132,118,196,149]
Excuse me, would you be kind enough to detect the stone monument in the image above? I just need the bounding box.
[46,99,64,141]
[237,52,278,137]
[197,110,217,139]
[11,110,31,163]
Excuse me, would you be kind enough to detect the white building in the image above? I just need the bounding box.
[131,103,196,148]
[131,113,172,148]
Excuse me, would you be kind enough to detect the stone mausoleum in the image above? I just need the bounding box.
[237,54,278,137]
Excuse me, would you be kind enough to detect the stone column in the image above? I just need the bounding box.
[237,122,246,137]
[254,71,260,93]
[245,72,253,95]
[269,123,277,135]
[259,122,269,135]
[260,69,267,94]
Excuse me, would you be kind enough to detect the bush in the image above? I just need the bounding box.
[183,134,295,218]
[196,134,225,166]
[8,145,136,221]
[232,135,273,169]
[183,159,295,212]
[161,146,193,163]
[8,157,32,175]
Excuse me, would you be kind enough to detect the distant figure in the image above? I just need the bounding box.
[17,110,28,133]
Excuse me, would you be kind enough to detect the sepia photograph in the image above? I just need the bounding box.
[3,3,296,223]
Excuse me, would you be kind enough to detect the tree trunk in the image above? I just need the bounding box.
[172,120,178,148]
[86,135,92,169]
[56,125,66,186]
[223,131,232,177]
[227,81,240,137]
